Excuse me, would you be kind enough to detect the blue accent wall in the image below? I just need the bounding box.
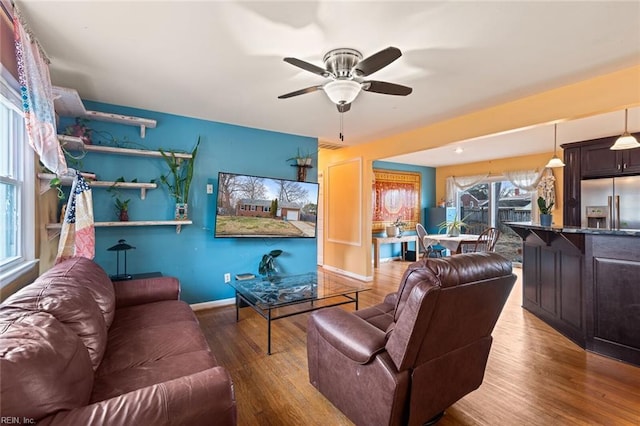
[372,160,436,259]
[62,101,317,304]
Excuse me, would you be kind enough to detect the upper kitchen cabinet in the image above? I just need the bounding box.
[563,145,582,226]
[580,134,640,178]
[563,133,640,227]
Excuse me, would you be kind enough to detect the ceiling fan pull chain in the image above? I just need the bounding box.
[339,113,344,141]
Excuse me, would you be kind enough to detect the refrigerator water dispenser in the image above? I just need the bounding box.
[585,206,609,229]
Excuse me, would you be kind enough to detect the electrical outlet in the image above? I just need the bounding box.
[224,273,231,283]
[206,184,213,194]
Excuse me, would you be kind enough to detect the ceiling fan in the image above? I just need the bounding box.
[278,46,412,113]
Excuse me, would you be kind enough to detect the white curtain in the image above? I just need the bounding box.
[504,168,546,223]
[503,168,544,191]
[14,7,67,175]
[445,173,490,205]
[502,167,556,223]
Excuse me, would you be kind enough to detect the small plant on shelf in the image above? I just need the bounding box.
[157,137,200,219]
[64,118,92,144]
[287,148,313,166]
[114,197,130,222]
[108,177,136,221]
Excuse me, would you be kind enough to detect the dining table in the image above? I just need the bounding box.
[431,234,481,255]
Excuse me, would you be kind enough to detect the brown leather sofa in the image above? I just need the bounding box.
[0,257,236,425]
[307,252,516,425]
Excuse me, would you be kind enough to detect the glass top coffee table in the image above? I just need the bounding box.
[229,270,371,354]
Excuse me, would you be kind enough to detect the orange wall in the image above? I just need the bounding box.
[320,65,640,279]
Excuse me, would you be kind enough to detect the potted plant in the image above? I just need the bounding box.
[386,217,407,237]
[114,197,130,221]
[64,118,92,145]
[438,213,469,237]
[158,137,200,219]
[287,148,313,166]
[107,176,135,221]
[537,196,554,227]
[259,249,283,277]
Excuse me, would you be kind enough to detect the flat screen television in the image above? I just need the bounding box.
[215,172,319,238]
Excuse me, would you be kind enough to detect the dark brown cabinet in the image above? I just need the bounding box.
[510,223,640,366]
[563,146,582,226]
[585,235,640,365]
[580,135,640,178]
[562,133,640,226]
[520,230,585,346]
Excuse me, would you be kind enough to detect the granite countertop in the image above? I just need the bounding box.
[504,222,640,237]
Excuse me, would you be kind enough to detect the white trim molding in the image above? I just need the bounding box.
[190,297,235,311]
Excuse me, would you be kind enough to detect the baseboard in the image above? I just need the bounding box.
[190,297,235,311]
[378,256,402,264]
[321,265,373,282]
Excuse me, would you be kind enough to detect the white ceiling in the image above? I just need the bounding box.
[15,0,640,167]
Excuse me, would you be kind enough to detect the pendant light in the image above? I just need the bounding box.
[610,108,640,150]
[545,123,565,168]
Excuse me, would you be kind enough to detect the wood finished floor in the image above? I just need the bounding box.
[195,261,640,425]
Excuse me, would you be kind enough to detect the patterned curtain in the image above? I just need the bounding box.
[13,7,67,175]
[56,172,95,263]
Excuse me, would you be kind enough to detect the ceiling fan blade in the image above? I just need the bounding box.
[354,47,402,77]
[362,80,412,96]
[278,85,323,99]
[283,57,330,77]
[337,103,351,113]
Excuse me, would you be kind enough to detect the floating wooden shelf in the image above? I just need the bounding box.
[38,173,157,199]
[46,220,192,239]
[58,135,192,160]
[52,86,157,138]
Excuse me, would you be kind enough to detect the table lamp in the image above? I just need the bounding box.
[107,239,136,280]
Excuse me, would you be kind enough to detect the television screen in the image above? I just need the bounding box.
[215,172,319,238]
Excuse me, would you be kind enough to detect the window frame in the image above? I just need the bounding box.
[0,65,37,286]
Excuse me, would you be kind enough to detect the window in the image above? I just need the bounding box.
[455,177,532,263]
[0,69,35,282]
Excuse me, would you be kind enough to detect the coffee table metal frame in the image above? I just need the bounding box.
[230,272,369,355]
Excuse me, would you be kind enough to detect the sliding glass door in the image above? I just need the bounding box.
[455,178,532,263]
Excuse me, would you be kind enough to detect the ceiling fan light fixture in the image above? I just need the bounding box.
[545,123,565,168]
[324,80,361,105]
[610,109,640,150]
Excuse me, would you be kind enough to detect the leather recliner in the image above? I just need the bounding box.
[307,252,516,425]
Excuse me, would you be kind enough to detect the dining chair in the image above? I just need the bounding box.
[416,223,446,258]
[470,227,500,253]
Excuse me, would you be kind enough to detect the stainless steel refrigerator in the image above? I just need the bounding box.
[581,176,640,230]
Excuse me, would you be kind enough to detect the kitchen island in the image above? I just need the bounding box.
[506,222,640,366]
